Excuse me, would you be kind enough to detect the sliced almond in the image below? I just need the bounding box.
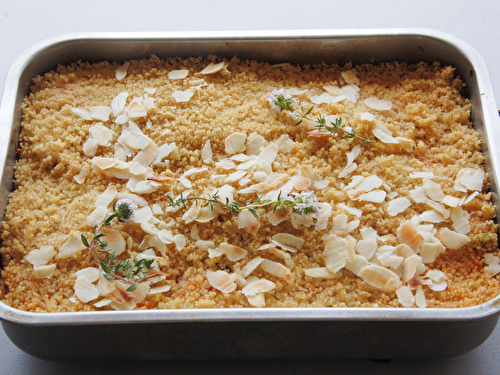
[206,270,237,293]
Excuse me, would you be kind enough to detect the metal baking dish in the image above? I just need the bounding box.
[1,29,500,361]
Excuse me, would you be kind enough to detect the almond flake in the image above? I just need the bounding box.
[72,107,93,120]
[202,139,213,163]
[242,257,264,277]
[200,62,227,75]
[396,286,415,308]
[387,197,411,216]
[90,106,112,122]
[364,97,393,111]
[59,233,86,259]
[168,69,189,80]
[149,285,172,294]
[242,277,275,296]
[271,233,304,252]
[260,259,293,283]
[360,265,401,292]
[341,70,359,84]
[74,164,91,184]
[32,264,56,279]
[225,132,247,155]
[323,234,347,273]
[115,62,129,80]
[206,270,236,293]
[304,267,341,279]
[172,88,195,103]
[26,245,57,267]
[438,227,470,249]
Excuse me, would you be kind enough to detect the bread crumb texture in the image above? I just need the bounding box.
[1,55,498,312]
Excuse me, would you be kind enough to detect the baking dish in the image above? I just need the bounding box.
[0,29,500,361]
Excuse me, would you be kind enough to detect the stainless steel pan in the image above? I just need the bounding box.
[1,29,499,360]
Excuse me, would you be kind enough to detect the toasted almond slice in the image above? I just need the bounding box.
[225,132,247,155]
[359,190,387,203]
[119,130,152,151]
[238,209,261,236]
[74,164,91,184]
[356,239,377,260]
[304,267,341,279]
[415,286,427,308]
[74,275,100,303]
[111,92,129,116]
[89,123,113,146]
[364,97,392,111]
[87,206,108,227]
[83,137,98,157]
[152,143,177,165]
[275,134,294,153]
[323,85,344,96]
[33,264,57,279]
[72,107,93,120]
[225,170,247,184]
[442,195,464,208]
[246,132,266,155]
[458,168,484,191]
[242,277,275,296]
[59,233,86,259]
[418,210,445,223]
[341,70,359,84]
[420,242,446,264]
[323,234,347,273]
[94,298,112,308]
[315,202,332,231]
[149,285,172,295]
[359,265,402,292]
[291,175,311,191]
[451,207,471,235]
[242,257,264,277]
[201,61,227,75]
[101,228,126,256]
[168,69,189,80]
[131,206,153,224]
[307,91,343,105]
[402,254,423,282]
[396,286,415,308]
[218,243,248,262]
[133,141,158,167]
[258,143,279,165]
[260,259,293,283]
[377,252,404,269]
[484,254,500,277]
[246,293,266,307]
[271,233,304,252]
[125,101,147,119]
[387,197,411,216]
[438,228,471,249]
[95,185,118,207]
[172,88,195,103]
[395,243,416,259]
[397,221,424,251]
[26,245,57,267]
[206,270,237,293]
[423,178,445,201]
[116,62,129,80]
[268,247,294,268]
[75,267,100,283]
[202,139,213,163]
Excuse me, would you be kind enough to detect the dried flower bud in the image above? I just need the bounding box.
[113,199,138,222]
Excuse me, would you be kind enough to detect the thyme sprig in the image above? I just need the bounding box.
[267,88,373,144]
[168,190,321,218]
[81,199,157,292]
